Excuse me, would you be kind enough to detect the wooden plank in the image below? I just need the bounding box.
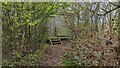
[49,36,62,45]
[48,37,59,39]
[48,36,70,39]
[49,38,53,45]
[58,36,62,44]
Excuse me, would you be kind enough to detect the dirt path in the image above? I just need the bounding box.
[40,42,68,66]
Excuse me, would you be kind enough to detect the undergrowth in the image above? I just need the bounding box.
[2,44,50,66]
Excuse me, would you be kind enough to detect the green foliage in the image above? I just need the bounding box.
[2,44,49,66]
[2,60,10,66]
[2,3,71,66]
[2,2,119,66]
[62,52,86,66]
[117,12,120,35]
[2,2,70,45]
[12,50,22,60]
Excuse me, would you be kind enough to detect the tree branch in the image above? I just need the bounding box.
[109,2,120,7]
[98,6,120,16]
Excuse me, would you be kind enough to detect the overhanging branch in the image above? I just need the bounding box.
[97,6,120,16]
[109,2,120,7]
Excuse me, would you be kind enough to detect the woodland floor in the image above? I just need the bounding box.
[2,34,119,66]
[39,33,119,66]
[40,40,69,66]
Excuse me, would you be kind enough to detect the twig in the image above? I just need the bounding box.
[97,6,120,16]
